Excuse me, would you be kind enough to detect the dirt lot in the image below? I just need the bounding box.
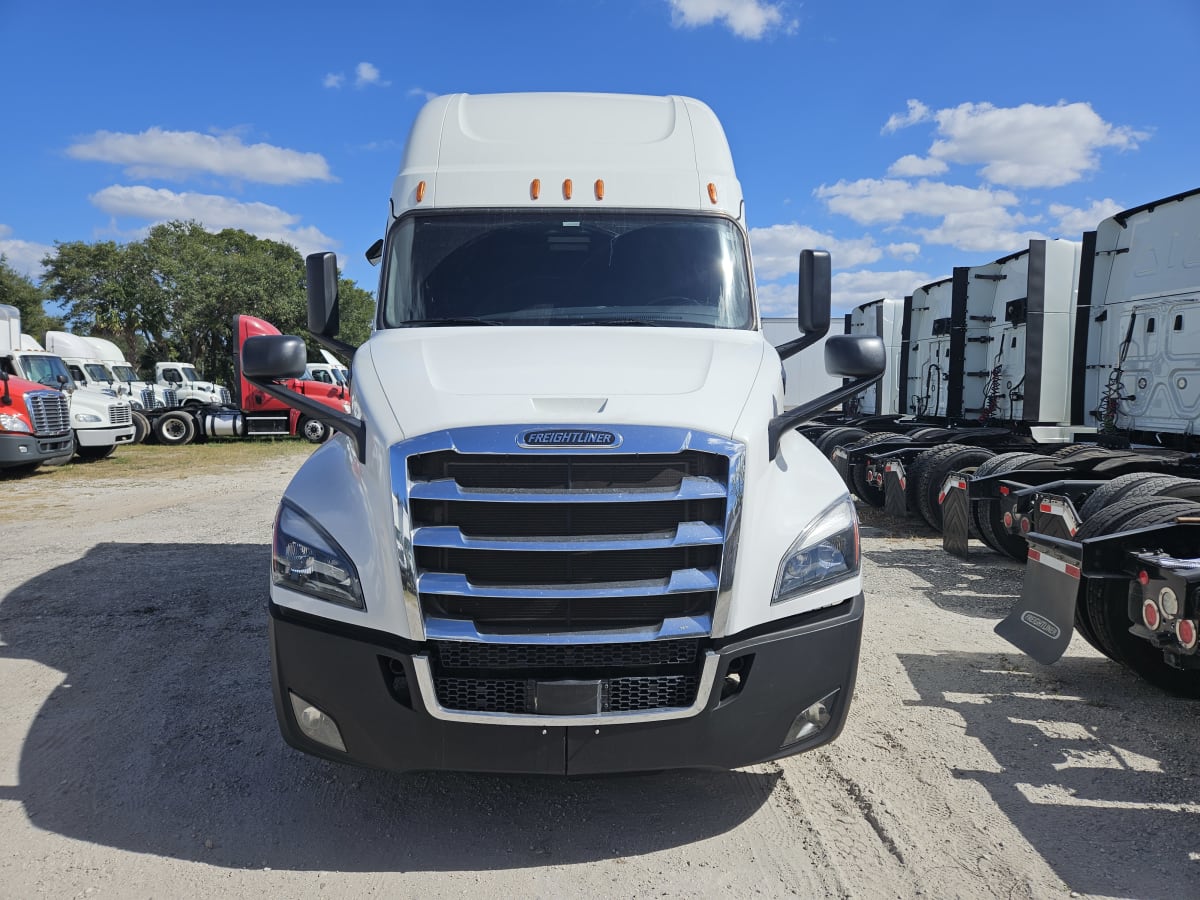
[1,443,1197,899]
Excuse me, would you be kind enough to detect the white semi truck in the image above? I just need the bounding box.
[155,362,230,407]
[0,307,135,460]
[242,92,885,774]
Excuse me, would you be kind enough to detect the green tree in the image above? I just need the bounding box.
[335,276,376,350]
[0,256,61,337]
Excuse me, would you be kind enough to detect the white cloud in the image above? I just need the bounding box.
[667,0,795,40]
[915,206,1046,254]
[887,154,947,178]
[750,223,883,279]
[355,62,389,88]
[323,72,345,89]
[0,225,54,279]
[1049,198,1124,235]
[885,242,921,260]
[67,128,334,185]
[927,101,1148,188]
[882,99,931,134]
[408,87,439,102]
[89,185,337,258]
[759,269,931,317]
[815,177,1020,226]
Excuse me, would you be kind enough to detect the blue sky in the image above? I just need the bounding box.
[2,0,1197,317]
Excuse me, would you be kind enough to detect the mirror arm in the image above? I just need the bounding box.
[774,328,828,362]
[244,373,366,463]
[767,372,883,461]
[310,333,357,362]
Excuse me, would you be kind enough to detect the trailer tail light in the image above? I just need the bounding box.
[1020,517,1031,533]
[1142,599,1161,631]
[1003,511,1013,528]
[1137,570,1150,587]
[999,486,1010,496]
[1177,619,1198,650]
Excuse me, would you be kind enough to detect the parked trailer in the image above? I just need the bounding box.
[940,188,1200,560]
[827,239,1085,525]
[138,315,353,447]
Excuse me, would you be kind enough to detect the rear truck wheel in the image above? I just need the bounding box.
[299,416,330,444]
[1080,475,1200,527]
[153,410,196,446]
[131,410,150,444]
[813,426,868,459]
[1078,472,1174,522]
[912,444,996,532]
[841,432,908,507]
[1083,499,1200,696]
[905,426,954,441]
[968,451,1049,558]
[75,442,116,461]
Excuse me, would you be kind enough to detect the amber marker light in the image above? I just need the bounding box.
[563,179,574,200]
[594,179,605,200]
[707,182,718,204]
[416,181,427,203]
[530,179,541,200]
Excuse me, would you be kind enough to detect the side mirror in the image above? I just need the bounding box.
[824,335,885,378]
[797,249,832,337]
[306,252,340,338]
[775,249,832,361]
[242,335,309,380]
[365,238,383,267]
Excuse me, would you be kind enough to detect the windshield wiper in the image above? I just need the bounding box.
[566,318,662,327]
[397,317,503,327]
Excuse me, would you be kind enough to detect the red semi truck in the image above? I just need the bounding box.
[0,370,73,473]
[140,315,352,446]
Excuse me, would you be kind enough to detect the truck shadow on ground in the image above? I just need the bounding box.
[0,543,775,872]
[864,546,1024,620]
[899,649,1200,900]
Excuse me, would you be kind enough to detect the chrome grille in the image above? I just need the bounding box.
[219,387,231,405]
[407,446,731,630]
[108,404,132,426]
[24,391,70,436]
[163,388,178,408]
[140,388,155,409]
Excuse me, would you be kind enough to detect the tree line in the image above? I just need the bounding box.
[0,220,374,386]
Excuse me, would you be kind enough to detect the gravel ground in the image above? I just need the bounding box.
[1,446,1197,899]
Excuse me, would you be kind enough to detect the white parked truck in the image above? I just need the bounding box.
[0,307,135,460]
[243,92,885,774]
[155,362,230,407]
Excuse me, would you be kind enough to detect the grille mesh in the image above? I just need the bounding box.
[432,674,701,714]
[108,404,132,426]
[24,392,70,436]
[432,639,700,670]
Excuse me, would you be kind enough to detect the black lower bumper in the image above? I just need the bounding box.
[0,432,73,468]
[269,593,864,775]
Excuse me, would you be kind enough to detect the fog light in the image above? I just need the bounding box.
[289,692,346,752]
[782,690,838,747]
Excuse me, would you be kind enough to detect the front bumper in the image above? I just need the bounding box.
[269,592,864,774]
[75,424,135,447]
[0,432,73,468]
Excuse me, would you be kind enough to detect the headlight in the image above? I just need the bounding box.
[0,413,32,434]
[772,494,860,603]
[271,501,364,609]
[73,413,103,423]
[130,400,145,410]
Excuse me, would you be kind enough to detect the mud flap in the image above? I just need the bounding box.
[994,542,1082,664]
[940,474,971,558]
[832,447,852,489]
[883,461,908,518]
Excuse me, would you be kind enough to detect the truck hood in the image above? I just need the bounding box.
[361,326,769,441]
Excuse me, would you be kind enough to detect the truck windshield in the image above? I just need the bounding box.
[180,366,199,381]
[85,363,114,382]
[381,211,754,329]
[17,353,72,388]
[111,365,139,383]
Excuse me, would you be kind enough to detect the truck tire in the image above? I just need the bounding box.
[75,443,116,461]
[1078,472,1173,522]
[912,444,996,532]
[969,451,1048,558]
[153,410,196,446]
[812,426,868,459]
[905,426,954,441]
[131,410,150,444]
[1079,474,1200,526]
[299,416,330,444]
[840,432,906,507]
[1082,499,1200,697]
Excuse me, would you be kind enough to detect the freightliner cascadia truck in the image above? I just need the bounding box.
[242,93,885,774]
